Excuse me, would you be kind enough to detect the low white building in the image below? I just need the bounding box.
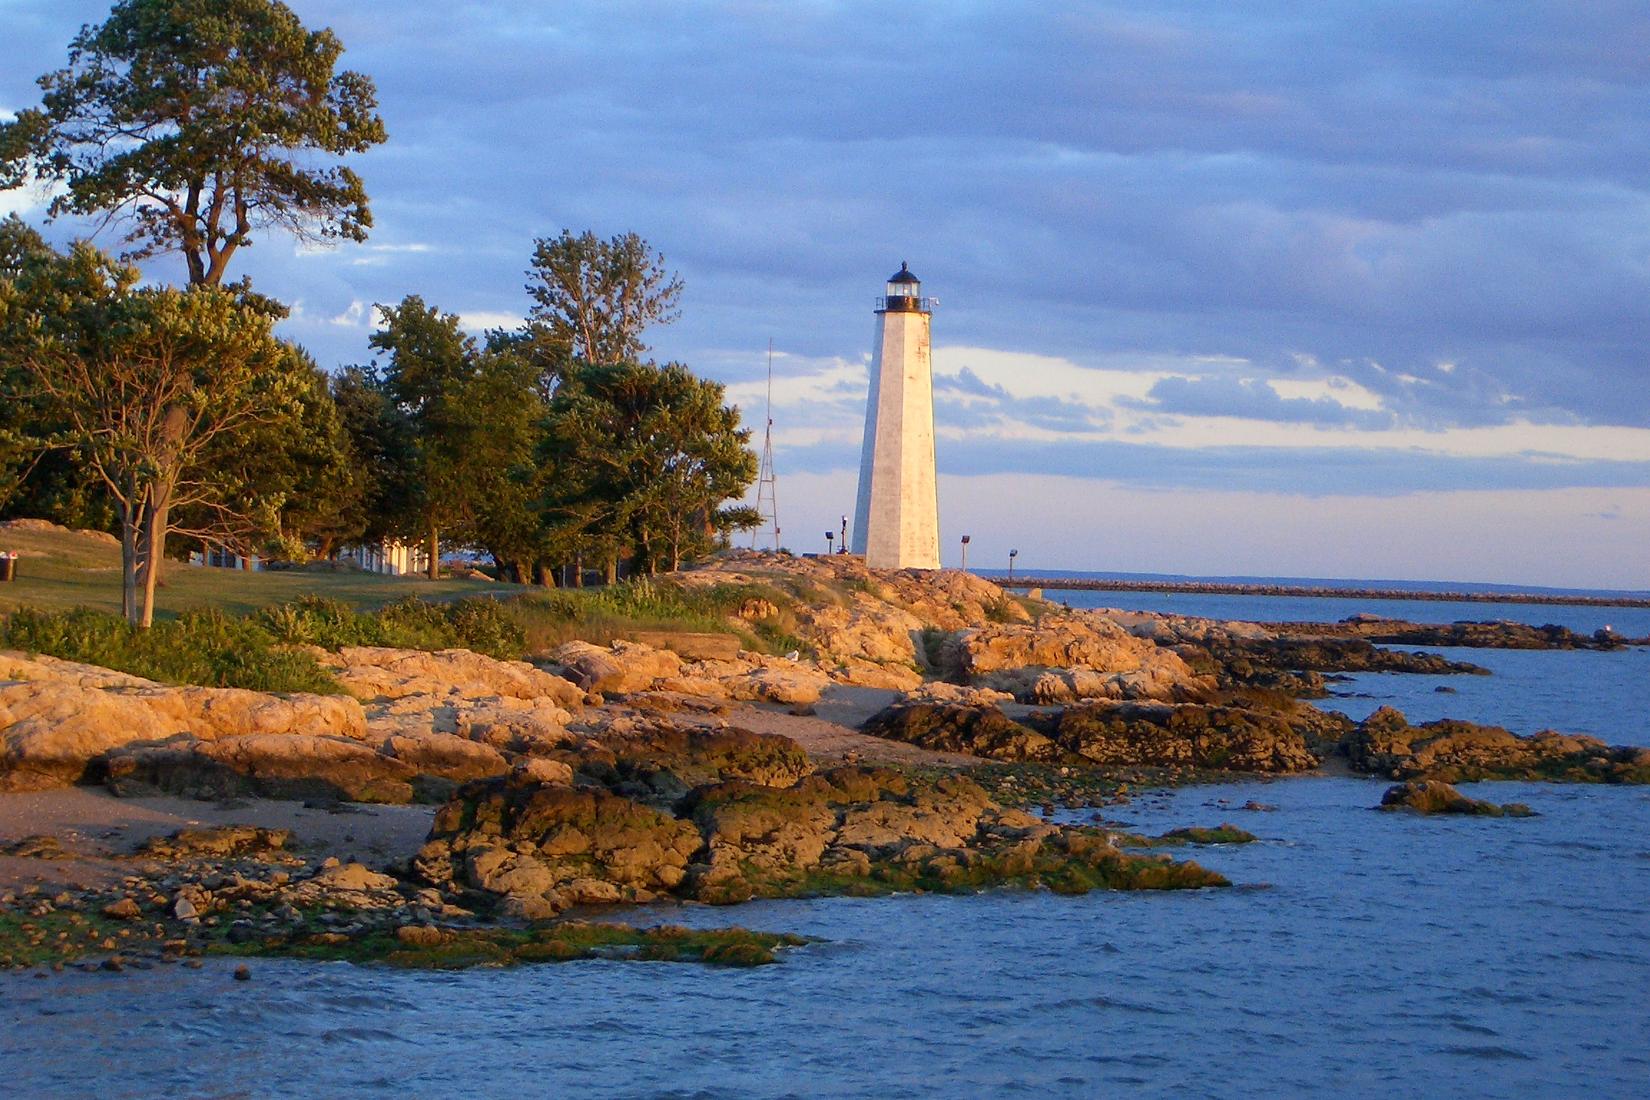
[337,539,428,576]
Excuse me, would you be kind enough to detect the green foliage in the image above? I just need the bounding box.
[0,0,386,285]
[252,594,524,658]
[540,360,758,573]
[525,230,683,367]
[0,606,338,693]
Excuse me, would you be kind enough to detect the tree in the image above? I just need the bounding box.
[182,346,365,561]
[524,230,683,373]
[0,242,298,626]
[370,296,521,580]
[0,0,386,286]
[541,361,758,576]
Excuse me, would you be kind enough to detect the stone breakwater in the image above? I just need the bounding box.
[986,575,1650,611]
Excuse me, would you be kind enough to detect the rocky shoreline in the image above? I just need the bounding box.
[3,551,1645,973]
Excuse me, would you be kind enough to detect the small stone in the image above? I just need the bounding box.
[172,896,199,921]
[102,898,141,920]
[233,964,251,982]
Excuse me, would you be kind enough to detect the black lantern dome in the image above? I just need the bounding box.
[878,261,930,313]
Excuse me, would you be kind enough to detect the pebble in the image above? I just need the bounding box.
[233,964,251,982]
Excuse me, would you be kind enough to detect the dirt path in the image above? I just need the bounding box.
[0,787,434,892]
[722,685,979,768]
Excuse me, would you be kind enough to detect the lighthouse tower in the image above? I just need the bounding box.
[851,262,940,570]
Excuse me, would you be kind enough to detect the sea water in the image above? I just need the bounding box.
[3,593,1648,1099]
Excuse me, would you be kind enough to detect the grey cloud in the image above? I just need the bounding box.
[1128,375,1397,429]
[7,0,1650,437]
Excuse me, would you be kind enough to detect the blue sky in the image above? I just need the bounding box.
[4,1,1648,587]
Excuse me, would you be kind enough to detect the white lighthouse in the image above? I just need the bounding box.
[851,262,940,570]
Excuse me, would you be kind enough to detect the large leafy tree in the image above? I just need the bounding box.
[0,241,300,626]
[366,296,547,580]
[0,0,386,286]
[524,230,683,376]
[542,361,758,577]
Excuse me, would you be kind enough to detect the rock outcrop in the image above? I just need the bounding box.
[414,765,1229,916]
[860,703,1061,761]
[1344,706,1650,783]
[944,620,1211,704]
[860,696,1332,774]
[327,646,586,709]
[0,658,367,792]
[1050,701,1322,773]
[1378,779,1534,817]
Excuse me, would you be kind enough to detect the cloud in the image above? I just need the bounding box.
[1130,374,1397,429]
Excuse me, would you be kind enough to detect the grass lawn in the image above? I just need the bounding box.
[0,522,519,619]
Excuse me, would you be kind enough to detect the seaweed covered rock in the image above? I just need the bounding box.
[1196,636,1487,690]
[414,780,705,918]
[1378,780,1535,817]
[1345,707,1650,783]
[860,703,1061,761]
[415,765,1229,915]
[1050,701,1320,773]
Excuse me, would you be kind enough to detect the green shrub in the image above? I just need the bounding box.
[253,594,526,659]
[0,606,339,693]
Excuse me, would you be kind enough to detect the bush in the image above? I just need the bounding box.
[0,606,339,693]
[253,595,525,659]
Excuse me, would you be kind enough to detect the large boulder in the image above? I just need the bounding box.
[0,674,367,792]
[329,646,585,708]
[580,721,813,798]
[551,640,682,695]
[0,680,174,790]
[1378,779,1534,817]
[860,703,1061,762]
[414,763,1229,916]
[101,733,419,803]
[948,619,1210,703]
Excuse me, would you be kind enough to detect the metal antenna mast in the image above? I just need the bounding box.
[752,339,781,550]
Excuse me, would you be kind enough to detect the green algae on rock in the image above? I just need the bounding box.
[1346,707,1650,784]
[1378,780,1536,817]
[414,766,1230,917]
[214,921,811,968]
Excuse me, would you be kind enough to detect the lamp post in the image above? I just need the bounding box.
[960,534,971,572]
[1008,548,1019,583]
[825,531,834,555]
[840,515,848,553]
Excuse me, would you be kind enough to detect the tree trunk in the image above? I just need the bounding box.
[604,557,617,586]
[426,524,439,581]
[572,552,584,588]
[119,500,139,626]
[533,562,556,587]
[138,496,170,629]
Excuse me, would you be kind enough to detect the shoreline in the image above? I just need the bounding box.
[990,576,1650,609]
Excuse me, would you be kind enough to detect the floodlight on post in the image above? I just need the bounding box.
[1008,548,1019,582]
[825,531,834,554]
[960,534,971,572]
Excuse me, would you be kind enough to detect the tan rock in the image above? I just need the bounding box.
[550,640,682,695]
[329,646,584,708]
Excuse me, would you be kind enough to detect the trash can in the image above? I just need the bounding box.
[0,553,15,582]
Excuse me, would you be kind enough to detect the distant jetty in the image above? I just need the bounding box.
[985,577,1650,610]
